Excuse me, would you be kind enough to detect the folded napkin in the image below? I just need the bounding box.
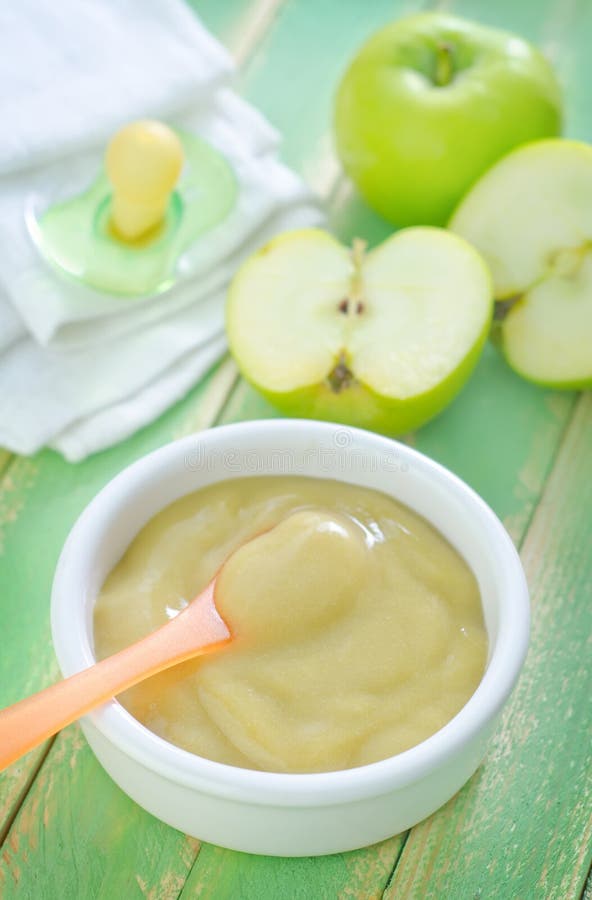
[0,0,232,176]
[0,0,323,460]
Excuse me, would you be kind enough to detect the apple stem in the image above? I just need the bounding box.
[434,42,454,87]
[351,238,367,270]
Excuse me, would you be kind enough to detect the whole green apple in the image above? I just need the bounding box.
[334,13,562,226]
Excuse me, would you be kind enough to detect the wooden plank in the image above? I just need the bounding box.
[381,0,592,894]
[558,0,592,138]
[0,451,11,479]
[189,0,286,67]
[172,356,239,440]
[0,726,199,900]
[0,1,275,892]
[437,0,572,50]
[180,838,403,900]
[385,394,592,900]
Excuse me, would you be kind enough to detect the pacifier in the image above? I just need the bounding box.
[27,120,237,296]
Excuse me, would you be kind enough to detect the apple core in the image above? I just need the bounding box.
[226,227,493,434]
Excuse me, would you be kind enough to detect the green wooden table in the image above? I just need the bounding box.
[1,0,591,897]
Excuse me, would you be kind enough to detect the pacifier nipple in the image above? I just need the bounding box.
[106,121,184,241]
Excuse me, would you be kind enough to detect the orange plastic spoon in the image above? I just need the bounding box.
[0,578,231,771]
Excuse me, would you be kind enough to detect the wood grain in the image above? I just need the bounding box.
[0,0,590,897]
[180,837,404,899]
[385,394,592,900]
[0,451,11,479]
[380,0,592,894]
[172,356,238,440]
[193,2,590,898]
[583,865,592,900]
[0,726,199,900]
[186,0,587,894]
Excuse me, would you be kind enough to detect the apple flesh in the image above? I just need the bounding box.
[450,139,592,389]
[226,228,493,434]
[334,13,562,227]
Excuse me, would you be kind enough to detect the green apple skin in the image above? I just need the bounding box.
[334,13,562,227]
[253,320,491,436]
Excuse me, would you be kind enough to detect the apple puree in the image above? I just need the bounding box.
[94,476,487,773]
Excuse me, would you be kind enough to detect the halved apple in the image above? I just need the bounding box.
[450,139,592,389]
[226,227,493,434]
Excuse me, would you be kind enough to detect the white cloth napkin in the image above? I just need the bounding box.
[0,0,232,176]
[0,0,323,460]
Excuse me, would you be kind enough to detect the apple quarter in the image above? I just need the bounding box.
[451,139,592,389]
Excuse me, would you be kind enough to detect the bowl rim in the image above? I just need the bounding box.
[51,419,529,807]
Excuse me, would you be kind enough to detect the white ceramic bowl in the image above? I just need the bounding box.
[51,420,529,856]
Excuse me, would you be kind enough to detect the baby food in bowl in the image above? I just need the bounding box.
[94,475,487,774]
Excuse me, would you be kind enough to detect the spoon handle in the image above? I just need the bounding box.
[0,582,230,771]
